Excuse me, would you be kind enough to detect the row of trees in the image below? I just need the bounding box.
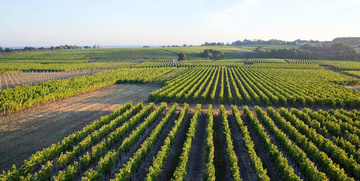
[0,44,100,54]
[246,42,360,60]
[333,37,360,46]
[177,49,225,61]
[202,37,360,47]
[202,39,320,46]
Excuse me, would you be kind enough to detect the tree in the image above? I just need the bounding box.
[254,46,266,53]
[178,53,187,60]
[0,46,2,52]
[201,49,225,60]
[329,42,359,60]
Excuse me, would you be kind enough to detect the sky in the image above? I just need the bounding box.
[1,0,359,47]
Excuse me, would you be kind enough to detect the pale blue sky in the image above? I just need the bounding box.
[1,0,359,47]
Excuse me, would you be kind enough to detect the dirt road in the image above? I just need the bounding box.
[0,83,160,171]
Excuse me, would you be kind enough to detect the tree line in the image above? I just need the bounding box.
[0,44,101,54]
[202,37,360,47]
[244,42,360,60]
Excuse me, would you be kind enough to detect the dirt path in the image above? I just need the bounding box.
[87,59,100,63]
[227,113,258,180]
[186,111,207,180]
[321,65,342,74]
[345,85,360,90]
[321,65,360,92]
[0,83,160,171]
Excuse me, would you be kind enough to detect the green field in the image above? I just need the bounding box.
[240,44,300,50]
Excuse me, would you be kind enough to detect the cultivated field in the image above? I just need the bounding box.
[1,47,360,180]
[0,84,160,171]
[149,67,360,107]
[0,70,109,89]
[2,102,360,180]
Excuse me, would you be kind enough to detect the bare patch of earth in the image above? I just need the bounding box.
[87,59,100,63]
[321,65,341,73]
[345,85,360,90]
[139,59,148,63]
[0,83,160,171]
[321,65,360,91]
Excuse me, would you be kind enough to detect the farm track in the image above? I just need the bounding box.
[0,83,160,171]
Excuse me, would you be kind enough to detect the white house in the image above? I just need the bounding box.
[295,41,317,46]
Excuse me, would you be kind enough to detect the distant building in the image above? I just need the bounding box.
[243,39,248,44]
[295,41,317,46]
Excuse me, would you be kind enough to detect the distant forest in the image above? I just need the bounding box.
[0,44,101,54]
[202,37,360,46]
[244,42,359,60]
[202,37,360,60]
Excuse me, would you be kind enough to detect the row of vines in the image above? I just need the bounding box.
[3,103,360,180]
[149,67,360,107]
[0,68,175,112]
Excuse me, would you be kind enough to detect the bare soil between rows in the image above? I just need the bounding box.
[0,83,160,171]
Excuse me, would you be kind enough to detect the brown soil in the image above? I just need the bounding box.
[139,59,148,63]
[87,59,100,63]
[186,110,207,180]
[0,83,160,171]
[321,65,342,73]
[321,65,360,92]
[345,85,360,90]
[227,113,258,180]
[157,110,192,181]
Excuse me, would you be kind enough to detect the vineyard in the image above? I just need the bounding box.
[2,102,360,180]
[149,67,360,107]
[0,70,108,89]
[134,60,244,68]
[2,46,360,181]
[0,68,176,112]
